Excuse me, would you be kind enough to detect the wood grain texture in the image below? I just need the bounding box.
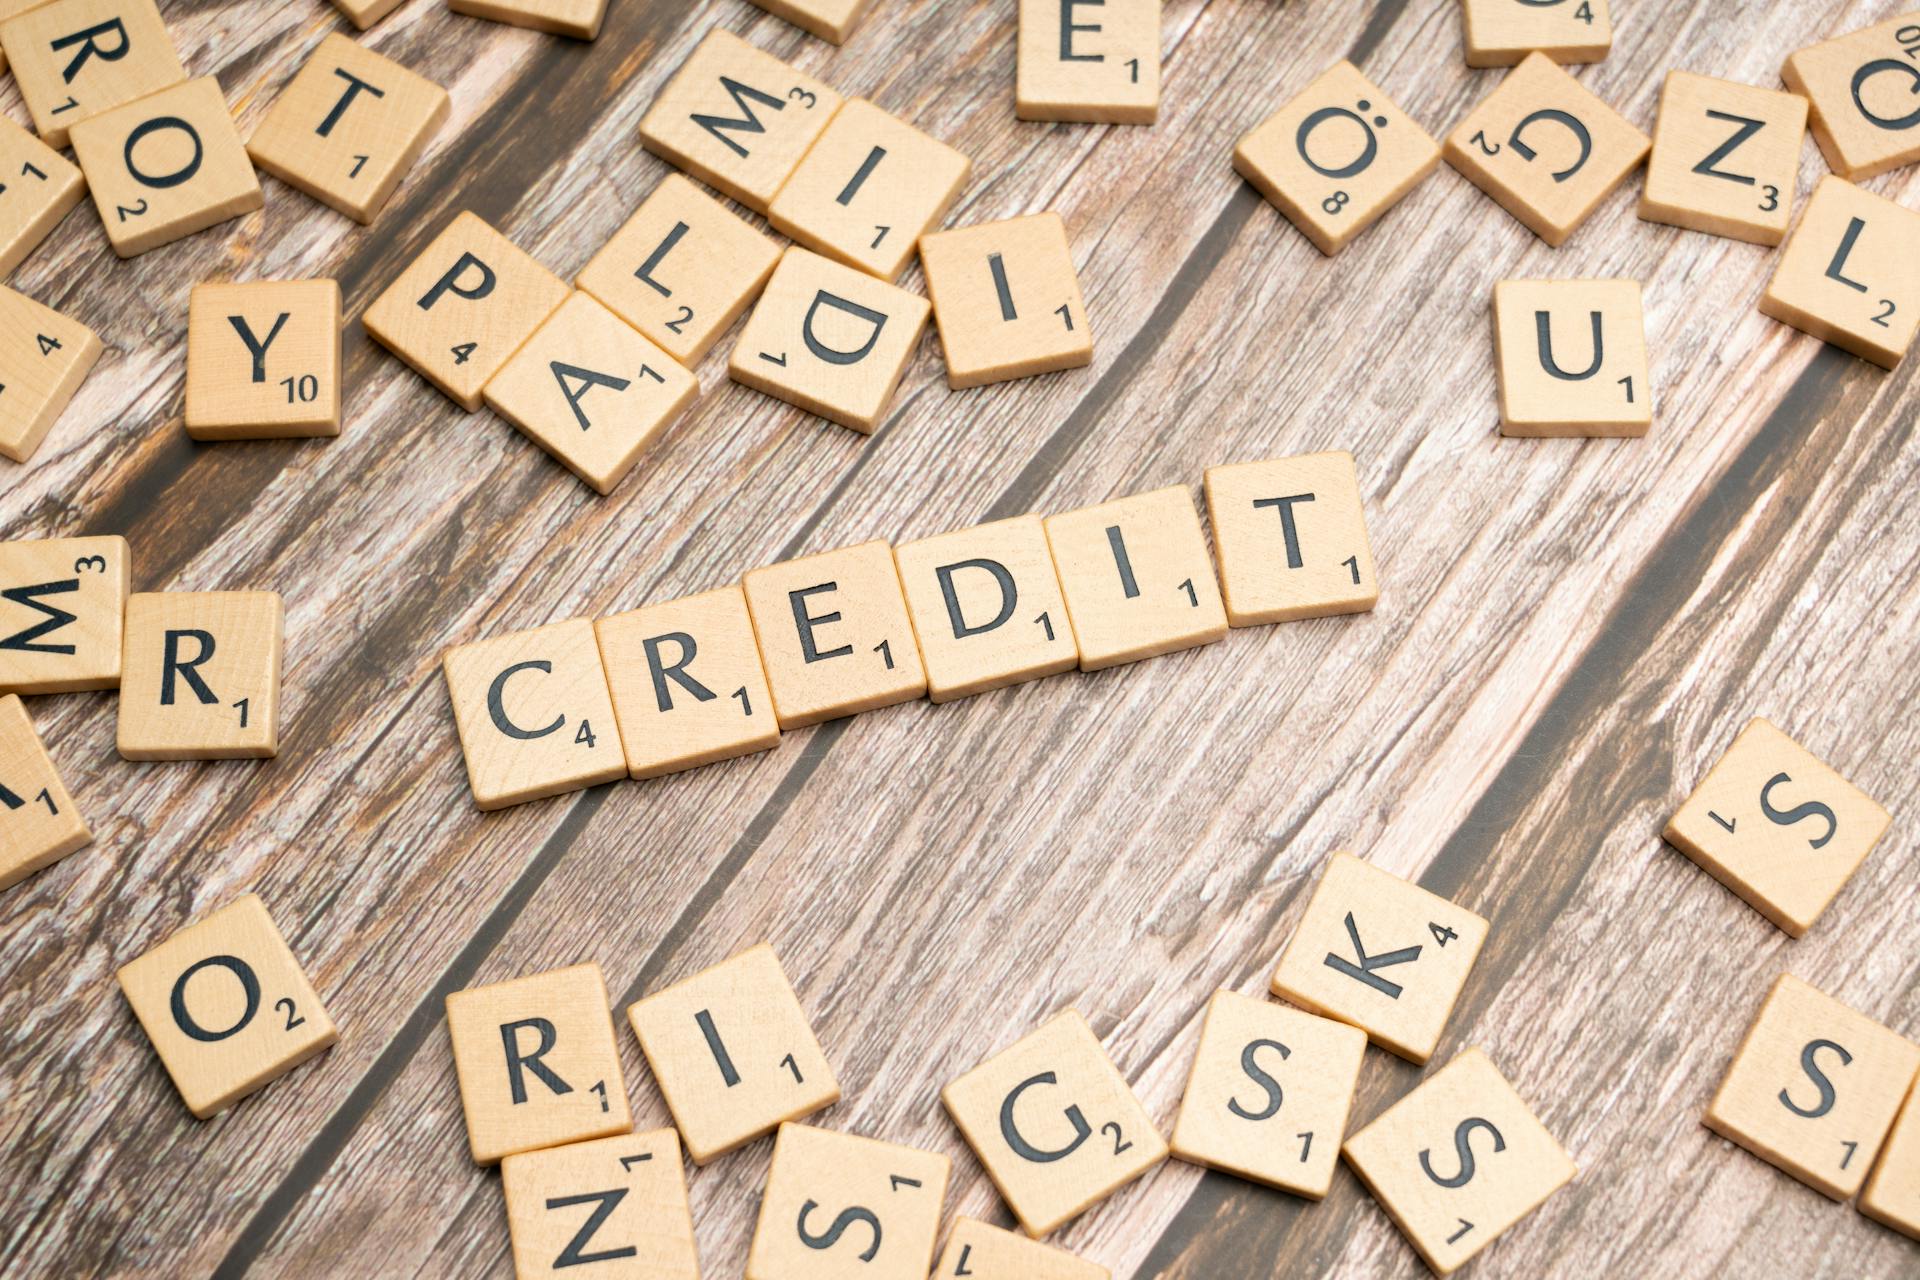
[2,1,1918,1277]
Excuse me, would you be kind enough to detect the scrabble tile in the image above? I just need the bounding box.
[740,539,925,729]
[1443,52,1650,247]
[727,247,929,433]
[1015,0,1159,125]
[0,0,42,73]
[1204,451,1377,626]
[595,585,781,779]
[0,283,104,464]
[638,30,842,214]
[767,99,970,282]
[117,591,282,760]
[450,0,606,40]
[333,0,405,28]
[917,213,1092,389]
[0,535,130,694]
[746,0,874,45]
[745,1123,949,1280]
[893,514,1077,703]
[246,33,450,226]
[441,618,625,810]
[0,117,85,278]
[1704,973,1920,1201]
[1664,717,1890,938]
[1233,61,1441,256]
[1342,1048,1575,1275]
[625,943,839,1163]
[1758,175,1920,370]
[446,962,632,1165]
[115,894,337,1118]
[0,0,185,148]
[577,174,782,366]
[1270,851,1489,1064]
[1638,71,1807,246]
[1491,278,1650,437]
[1170,991,1367,1199]
[1782,14,1920,182]
[501,1128,700,1280]
[1861,1077,1920,1239]
[482,290,697,495]
[931,1218,1109,1280]
[0,693,90,892]
[941,1009,1168,1238]
[1042,485,1226,672]
[363,211,569,411]
[1460,0,1611,69]
[184,279,342,441]
[69,76,262,258]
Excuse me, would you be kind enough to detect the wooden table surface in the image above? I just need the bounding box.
[3,0,1918,1275]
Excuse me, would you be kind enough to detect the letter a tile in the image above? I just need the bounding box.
[1758,176,1920,370]
[1491,279,1650,436]
[117,591,282,760]
[1,0,185,148]
[1782,14,1920,181]
[1015,0,1159,124]
[1638,71,1807,246]
[501,1128,700,1280]
[0,535,129,694]
[746,1123,949,1280]
[1204,451,1378,625]
[185,279,343,440]
[0,692,91,892]
[917,213,1092,389]
[931,1218,1109,1280]
[0,284,104,464]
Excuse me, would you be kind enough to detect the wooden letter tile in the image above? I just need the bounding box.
[332,0,405,31]
[1170,990,1367,1199]
[917,212,1092,389]
[577,174,782,366]
[747,0,875,45]
[0,534,129,694]
[1861,1076,1920,1238]
[441,617,626,810]
[449,0,606,39]
[1204,451,1377,625]
[117,591,282,760]
[1342,1048,1575,1275]
[931,1218,1109,1280]
[501,1128,700,1280]
[1758,175,1920,370]
[116,894,337,1118]
[746,1123,949,1280]
[638,30,842,214]
[363,210,570,411]
[0,693,90,892]
[1460,0,1611,69]
[728,247,929,433]
[0,116,85,278]
[1015,0,1159,124]
[1270,852,1489,1064]
[893,514,1077,703]
[446,962,632,1165]
[70,76,261,258]
[1665,717,1889,938]
[627,943,838,1164]
[246,32,450,225]
[0,283,104,464]
[0,0,184,148]
[1042,485,1226,671]
[1234,61,1441,256]
[185,279,342,441]
[1443,52,1649,246]
[740,539,925,728]
[768,99,970,281]
[941,1009,1168,1238]
[1638,71,1807,246]
[1704,973,1920,1200]
[595,585,781,779]
[1491,278,1650,436]
[1783,15,1920,181]
[482,290,697,495]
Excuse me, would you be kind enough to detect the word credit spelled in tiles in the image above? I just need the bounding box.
[1460,0,1611,68]
[626,943,839,1163]
[116,893,337,1117]
[1638,71,1808,246]
[1759,175,1919,370]
[1705,973,1920,1200]
[748,0,875,46]
[501,1128,700,1280]
[1343,1048,1576,1275]
[932,1217,1109,1279]
[1,0,185,148]
[0,284,104,464]
[117,591,283,760]
[446,962,631,1165]
[918,213,1092,388]
[746,1123,949,1280]
[449,0,606,40]
[246,32,450,225]
[1204,450,1378,624]
[0,535,129,694]
[0,693,90,892]
[1861,1076,1920,1239]
[185,279,343,440]
[0,117,84,277]
[1491,279,1650,436]
[942,1009,1168,1238]
[1015,0,1159,124]
[1444,52,1649,246]
[1783,14,1920,181]
[1271,851,1489,1064]
[1235,61,1441,256]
